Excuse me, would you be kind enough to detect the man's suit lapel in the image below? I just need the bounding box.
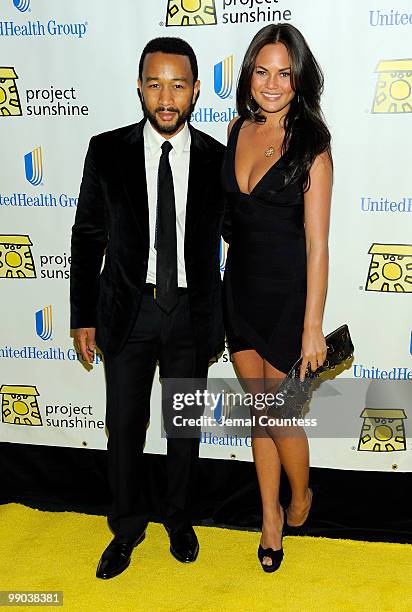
[118,121,211,248]
[119,119,149,245]
[185,125,210,240]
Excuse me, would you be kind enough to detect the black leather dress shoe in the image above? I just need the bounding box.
[96,532,145,579]
[168,526,199,563]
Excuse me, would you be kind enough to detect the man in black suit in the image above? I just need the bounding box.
[70,37,225,579]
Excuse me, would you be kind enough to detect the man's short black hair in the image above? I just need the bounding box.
[138,37,198,83]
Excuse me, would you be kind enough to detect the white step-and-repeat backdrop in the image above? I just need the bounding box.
[1,0,411,471]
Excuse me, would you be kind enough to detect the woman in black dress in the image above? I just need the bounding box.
[222,24,332,571]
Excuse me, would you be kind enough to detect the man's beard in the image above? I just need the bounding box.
[141,97,193,135]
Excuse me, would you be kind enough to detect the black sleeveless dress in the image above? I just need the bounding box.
[222,117,307,374]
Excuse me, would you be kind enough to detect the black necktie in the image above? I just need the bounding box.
[155,140,178,313]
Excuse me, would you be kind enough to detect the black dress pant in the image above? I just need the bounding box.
[103,290,208,541]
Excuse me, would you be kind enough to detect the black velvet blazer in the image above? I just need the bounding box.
[70,119,226,359]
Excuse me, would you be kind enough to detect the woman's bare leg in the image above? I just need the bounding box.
[263,359,312,526]
[232,350,283,566]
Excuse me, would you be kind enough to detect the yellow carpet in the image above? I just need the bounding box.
[1,504,411,612]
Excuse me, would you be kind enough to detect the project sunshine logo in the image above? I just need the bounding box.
[0,384,104,430]
[0,66,89,118]
[0,235,36,278]
[358,408,407,452]
[0,234,77,281]
[372,59,412,113]
[164,0,292,27]
[0,67,22,117]
[1,384,42,426]
[166,0,217,26]
[365,243,412,292]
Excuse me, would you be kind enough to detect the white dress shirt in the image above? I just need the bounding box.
[144,120,190,287]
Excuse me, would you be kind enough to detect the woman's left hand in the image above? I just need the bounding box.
[299,327,327,381]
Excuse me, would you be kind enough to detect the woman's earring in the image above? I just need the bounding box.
[249,94,260,114]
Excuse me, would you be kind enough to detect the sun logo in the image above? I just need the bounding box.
[0,67,23,117]
[0,235,37,279]
[1,385,42,426]
[365,243,412,292]
[166,0,217,26]
[358,408,407,452]
[372,59,412,113]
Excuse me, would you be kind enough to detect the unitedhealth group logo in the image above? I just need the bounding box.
[214,55,234,99]
[190,56,236,124]
[1,140,79,209]
[0,12,88,39]
[13,0,31,12]
[24,146,43,186]
[35,305,52,341]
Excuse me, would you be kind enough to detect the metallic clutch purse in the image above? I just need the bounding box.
[274,324,354,418]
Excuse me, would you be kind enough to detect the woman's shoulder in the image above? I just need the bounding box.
[227,115,251,138]
[227,116,240,139]
[310,149,333,173]
[227,116,256,146]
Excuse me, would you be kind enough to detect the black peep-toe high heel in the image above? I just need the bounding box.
[257,508,284,573]
[257,543,284,573]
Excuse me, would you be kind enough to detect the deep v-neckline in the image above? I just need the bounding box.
[232,117,284,196]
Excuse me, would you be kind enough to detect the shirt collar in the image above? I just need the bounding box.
[143,119,191,157]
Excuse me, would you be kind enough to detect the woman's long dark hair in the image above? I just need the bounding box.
[237,23,332,191]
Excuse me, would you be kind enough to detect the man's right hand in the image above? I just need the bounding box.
[73,327,97,364]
